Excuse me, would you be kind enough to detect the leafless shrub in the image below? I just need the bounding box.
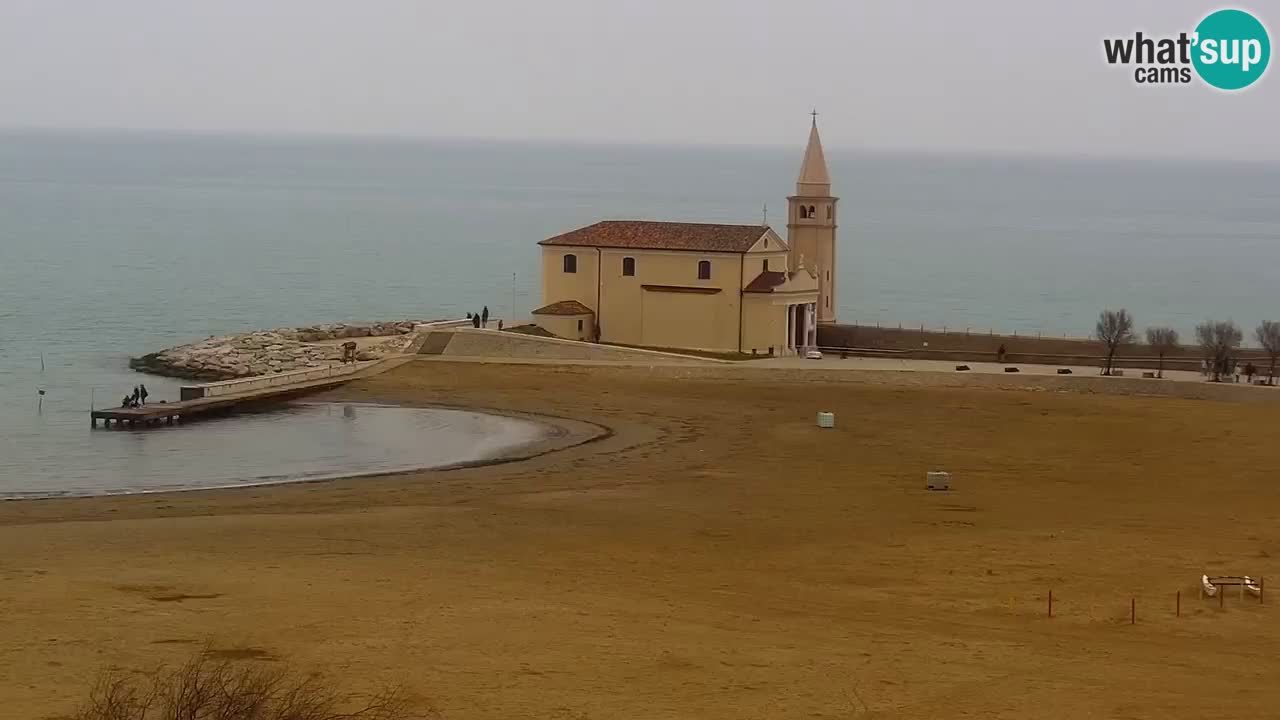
[77,674,155,720]
[74,649,433,720]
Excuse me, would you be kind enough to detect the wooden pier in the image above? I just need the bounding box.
[90,363,378,429]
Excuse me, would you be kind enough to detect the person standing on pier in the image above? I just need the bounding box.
[139,384,149,405]
[131,386,141,406]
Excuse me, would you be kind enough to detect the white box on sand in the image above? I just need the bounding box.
[926,471,951,490]
[816,412,835,428]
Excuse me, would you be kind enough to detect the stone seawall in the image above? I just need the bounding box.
[130,320,431,380]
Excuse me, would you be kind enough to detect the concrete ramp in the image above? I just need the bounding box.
[437,329,722,364]
[417,331,455,355]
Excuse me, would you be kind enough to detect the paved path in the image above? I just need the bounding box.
[753,355,1215,382]
[94,356,417,427]
[417,352,1276,390]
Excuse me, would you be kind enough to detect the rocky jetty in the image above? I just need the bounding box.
[130,321,428,381]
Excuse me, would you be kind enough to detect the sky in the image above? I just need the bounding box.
[0,0,1275,159]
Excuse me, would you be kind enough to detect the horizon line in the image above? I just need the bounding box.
[2,123,1278,167]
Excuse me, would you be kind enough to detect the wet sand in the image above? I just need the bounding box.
[2,359,1278,719]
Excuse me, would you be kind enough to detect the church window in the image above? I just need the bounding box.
[563,254,577,273]
[827,205,832,219]
[798,205,808,219]
[697,260,711,280]
[577,319,584,331]
[763,258,769,272]
[807,204,816,217]
[622,256,635,276]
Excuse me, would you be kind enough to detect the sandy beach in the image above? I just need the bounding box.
[2,359,1279,719]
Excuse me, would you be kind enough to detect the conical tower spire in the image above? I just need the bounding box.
[786,111,838,325]
[796,111,830,196]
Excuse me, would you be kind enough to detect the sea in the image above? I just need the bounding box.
[2,129,1278,497]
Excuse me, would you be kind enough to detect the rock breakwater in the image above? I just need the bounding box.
[130,321,429,380]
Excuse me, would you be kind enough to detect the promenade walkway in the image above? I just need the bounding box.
[91,356,414,428]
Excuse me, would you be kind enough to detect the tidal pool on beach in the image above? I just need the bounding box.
[0,402,549,500]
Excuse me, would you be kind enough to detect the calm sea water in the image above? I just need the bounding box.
[2,130,1278,496]
[0,402,547,499]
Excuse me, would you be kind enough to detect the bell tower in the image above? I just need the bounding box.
[787,112,838,324]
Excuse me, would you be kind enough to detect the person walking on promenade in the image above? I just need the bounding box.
[996,343,1006,363]
[481,306,489,328]
[472,314,481,328]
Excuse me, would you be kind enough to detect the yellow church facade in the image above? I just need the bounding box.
[534,119,838,356]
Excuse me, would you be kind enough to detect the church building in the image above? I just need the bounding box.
[533,118,838,355]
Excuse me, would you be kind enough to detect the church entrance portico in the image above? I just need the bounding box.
[785,302,817,354]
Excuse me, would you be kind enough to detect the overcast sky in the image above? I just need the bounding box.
[1,0,1274,159]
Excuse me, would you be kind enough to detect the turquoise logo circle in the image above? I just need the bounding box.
[1192,9,1270,90]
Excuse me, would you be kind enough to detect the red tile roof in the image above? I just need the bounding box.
[540,221,770,253]
[531,300,594,316]
[743,271,788,293]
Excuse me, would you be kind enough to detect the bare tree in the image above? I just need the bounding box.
[1095,309,1135,376]
[1195,320,1243,382]
[75,649,432,720]
[1256,320,1280,386]
[1144,326,1180,379]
